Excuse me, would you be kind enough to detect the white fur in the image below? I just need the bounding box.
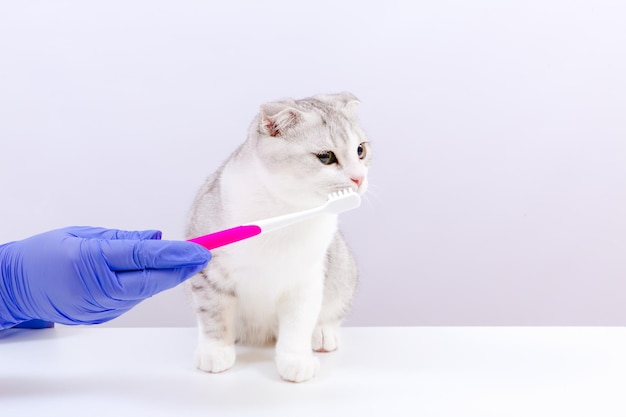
[185,92,370,382]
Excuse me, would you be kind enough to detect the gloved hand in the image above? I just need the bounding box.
[0,226,211,329]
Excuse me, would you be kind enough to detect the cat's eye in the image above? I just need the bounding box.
[357,143,367,159]
[317,151,338,165]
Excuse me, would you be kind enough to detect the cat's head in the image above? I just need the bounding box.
[252,92,371,207]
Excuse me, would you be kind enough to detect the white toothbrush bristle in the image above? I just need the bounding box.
[329,188,352,199]
[325,188,361,213]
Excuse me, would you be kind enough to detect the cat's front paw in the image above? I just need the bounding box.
[275,353,320,383]
[312,325,339,352]
[194,343,236,373]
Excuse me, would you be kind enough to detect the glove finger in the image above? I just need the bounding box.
[65,226,162,241]
[100,239,211,272]
[113,264,207,300]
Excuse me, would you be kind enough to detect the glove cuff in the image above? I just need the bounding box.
[0,242,32,329]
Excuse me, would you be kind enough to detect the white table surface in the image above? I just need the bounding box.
[1,326,625,416]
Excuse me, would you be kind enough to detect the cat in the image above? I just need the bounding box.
[184,92,371,383]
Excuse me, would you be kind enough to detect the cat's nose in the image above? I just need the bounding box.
[351,176,363,187]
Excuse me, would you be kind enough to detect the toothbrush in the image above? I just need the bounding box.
[187,189,361,250]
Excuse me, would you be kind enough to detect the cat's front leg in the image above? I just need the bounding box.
[194,329,236,373]
[275,279,323,383]
[312,323,340,352]
[311,234,357,353]
[191,281,237,373]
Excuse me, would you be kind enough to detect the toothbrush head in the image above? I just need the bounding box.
[325,188,362,214]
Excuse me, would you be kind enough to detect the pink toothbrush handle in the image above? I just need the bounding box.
[187,225,262,250]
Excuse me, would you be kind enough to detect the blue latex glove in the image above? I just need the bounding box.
[0,226,211,329]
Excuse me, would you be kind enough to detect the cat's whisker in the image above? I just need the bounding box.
[362,184,381,205]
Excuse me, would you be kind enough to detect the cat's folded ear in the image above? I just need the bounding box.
[341,93,360,120]
[259,102,301,138]
[316,92,360,119]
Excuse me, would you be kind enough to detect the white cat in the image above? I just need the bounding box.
[185,92,371,382]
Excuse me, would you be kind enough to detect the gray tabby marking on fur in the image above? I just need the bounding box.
[185,92,371,383]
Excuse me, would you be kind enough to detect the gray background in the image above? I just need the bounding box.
[1,1,624,327]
